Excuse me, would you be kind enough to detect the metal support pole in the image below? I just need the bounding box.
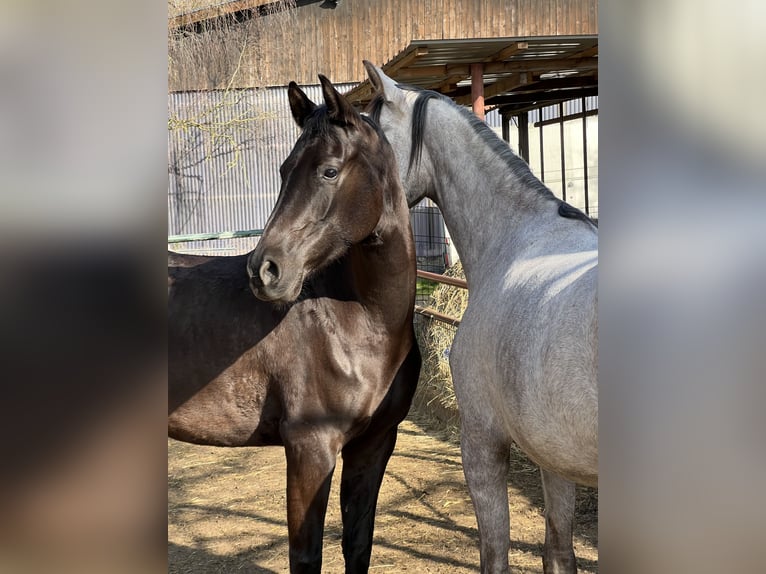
[518,112,530,164]
[559,101,566,202]
[582,97,590,216]
[539,108,545,182]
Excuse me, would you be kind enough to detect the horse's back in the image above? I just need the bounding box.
[168,252,286,446]
[168,250,207,267]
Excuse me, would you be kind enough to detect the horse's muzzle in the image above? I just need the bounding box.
[247,250,299,303]
[257,258,280,288]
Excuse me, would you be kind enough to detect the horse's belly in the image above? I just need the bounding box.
[489,341,597,483]
[452,308,598,486]
[512,398,598,486]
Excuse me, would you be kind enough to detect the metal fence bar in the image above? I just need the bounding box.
[415,270,466,325]
[414,305,461,326]
[168,229,264,243]
[416,269,468,290]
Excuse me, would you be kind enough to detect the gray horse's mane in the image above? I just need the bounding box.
[368,86,596,227]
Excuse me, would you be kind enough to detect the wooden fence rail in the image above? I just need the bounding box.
[416,269,467,290]
[413,304,461,326]
[415,270,466,326]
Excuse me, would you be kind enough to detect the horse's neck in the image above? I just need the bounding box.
[349,205,415,328]
[425,105,553,285]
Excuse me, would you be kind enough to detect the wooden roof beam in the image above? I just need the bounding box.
[486,41,529,62]
[484,57,598,74]
[493,86,599,111]
[395,57,598,81]
[386,46,430,75]
[345,44,430,104]
[566,45,599,59]
[453,72,533,106]
[505,74,598,94]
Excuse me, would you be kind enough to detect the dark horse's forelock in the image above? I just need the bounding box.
[300,105,335,140]
[303,103,384,146]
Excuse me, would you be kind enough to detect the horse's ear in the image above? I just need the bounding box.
[319,74,360,126]
[288,81,317,129]
[363,60,404,106]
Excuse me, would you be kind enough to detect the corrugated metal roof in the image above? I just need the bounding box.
[346,35,598,116]
[169,0,281,26]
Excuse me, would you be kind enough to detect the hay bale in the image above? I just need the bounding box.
[413,261,468,439]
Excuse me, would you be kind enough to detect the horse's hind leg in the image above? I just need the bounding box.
[461,425,511,574]
[339,425,398,573]
[540,468,577,574]
[283,427,342,574]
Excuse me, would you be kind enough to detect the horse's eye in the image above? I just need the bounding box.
[322,167,338,180]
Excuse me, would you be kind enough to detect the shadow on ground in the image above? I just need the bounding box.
[168,407,598,573]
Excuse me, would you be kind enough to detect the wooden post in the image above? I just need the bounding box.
[470,63,484,120]
[501,113,510,143]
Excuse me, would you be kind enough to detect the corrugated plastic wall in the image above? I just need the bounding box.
[167,86,585,263]
[169,84,355,255]
[168,83,454,262]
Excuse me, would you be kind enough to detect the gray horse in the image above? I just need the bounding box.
[364,62,598,574]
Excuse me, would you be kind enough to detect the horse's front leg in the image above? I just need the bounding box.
[283,423,343,574]
[339,425,398,573]
[339,342,420,573]
[461,419,511,574]
[540,468,577,574]
[451,338,511,573]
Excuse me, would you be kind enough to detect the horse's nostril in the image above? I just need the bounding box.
[259,259,280,286]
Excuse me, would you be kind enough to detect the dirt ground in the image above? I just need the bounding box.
[168,407,597,573]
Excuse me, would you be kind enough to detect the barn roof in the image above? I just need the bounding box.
[344,35,598,116]
[169,0,281,28]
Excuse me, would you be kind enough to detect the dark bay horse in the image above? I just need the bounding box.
[364,62,597,574]
[168,75,421,573]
